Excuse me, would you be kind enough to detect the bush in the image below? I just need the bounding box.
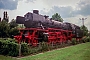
[21,43,29,56]
[81,36,90,43]
[8,42,19,56]
[29,47,40,54]
[86,36,90,42]
[0,39,19,57]
[40,42,49,52]
[21,42,49,55]
[71,38,77,45]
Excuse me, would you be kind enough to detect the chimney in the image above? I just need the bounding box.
[0,17,1,22]
[33,10,39,14]
[3,11,9,22]
[3,11,5,19]
[6,11,7,18]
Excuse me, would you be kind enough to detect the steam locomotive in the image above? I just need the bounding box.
[14,10,83,46]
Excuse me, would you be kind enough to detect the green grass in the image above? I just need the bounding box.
[20,42,90,60]
[0,42,90,60]
[0,55,17,60]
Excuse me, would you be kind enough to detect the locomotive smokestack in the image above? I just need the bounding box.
[33,10,39,14]
[44,15,49,19]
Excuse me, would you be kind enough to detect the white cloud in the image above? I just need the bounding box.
[0,0,90,30]
[64,15,90,30]
[43,0,80,8]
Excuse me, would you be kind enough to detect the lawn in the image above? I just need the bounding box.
[0,55,17,60]
[20,42,90,60]
[0,42,90,60]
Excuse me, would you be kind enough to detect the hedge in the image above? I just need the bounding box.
[0,37,90,57]
[0,39,19,57]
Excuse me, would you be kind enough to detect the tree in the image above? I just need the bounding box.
[52,13,63,22]
[17,24,25,28]
[0,19,19,38]
[9,27,19,38]
[9,19,19,38]
[9,19,18,29]
[0,20,10,37]
[80,25,88,36]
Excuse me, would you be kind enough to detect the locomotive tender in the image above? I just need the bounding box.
[15,10,83,46]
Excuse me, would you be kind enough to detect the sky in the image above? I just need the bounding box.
[0,0,90,30]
